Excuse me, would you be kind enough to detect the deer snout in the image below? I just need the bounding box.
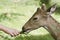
[20,27,26,34]
[20,27,31,34]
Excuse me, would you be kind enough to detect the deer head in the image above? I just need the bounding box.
[20,4,56,34]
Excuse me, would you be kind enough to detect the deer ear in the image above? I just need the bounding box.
[47,4,56,14]
[41,4,47,11]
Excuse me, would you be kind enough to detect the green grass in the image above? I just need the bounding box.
[0,0,60,40]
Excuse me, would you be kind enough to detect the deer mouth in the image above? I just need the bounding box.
[20,29,31,34]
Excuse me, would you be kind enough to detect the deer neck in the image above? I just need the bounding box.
[44,15,60,40]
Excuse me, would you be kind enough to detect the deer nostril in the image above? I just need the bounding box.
[22,27,24,30]
[20,27,25,34]
[20,27,30,34]
[20,27,27,33]
[22,27,26,32]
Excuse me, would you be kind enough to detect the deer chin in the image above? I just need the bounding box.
[23,30,31,34]
[20,29,31,34]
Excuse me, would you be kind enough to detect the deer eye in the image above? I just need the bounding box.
[33,17,38,21]
[33,18,37,20]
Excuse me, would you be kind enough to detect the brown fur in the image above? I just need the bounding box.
[21,4,60,40]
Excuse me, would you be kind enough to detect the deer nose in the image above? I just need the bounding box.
[20,27,27,34]
[20,27,30,34]
[22,27,26,32]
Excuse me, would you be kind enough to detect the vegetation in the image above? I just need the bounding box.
[0,0,60,40]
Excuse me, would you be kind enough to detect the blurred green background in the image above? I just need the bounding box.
[0,0,60,40]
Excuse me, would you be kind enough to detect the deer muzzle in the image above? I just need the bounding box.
[20,27,31,34]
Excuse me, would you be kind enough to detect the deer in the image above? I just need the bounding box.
[20,4,60,40]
